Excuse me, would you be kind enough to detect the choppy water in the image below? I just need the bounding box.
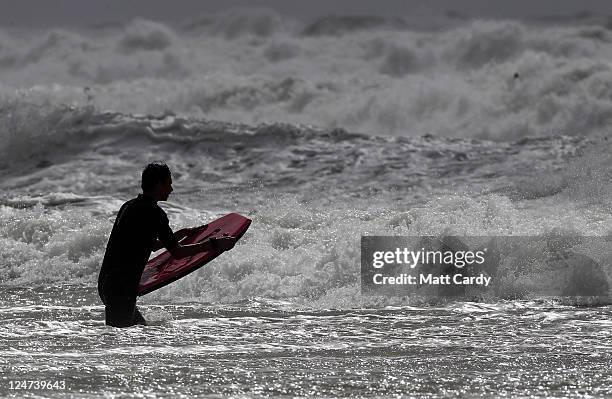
[2,8,612,398]
[1,287,612,398]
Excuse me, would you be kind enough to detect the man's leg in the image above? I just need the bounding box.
[133,306,147,326]
[105,296,140,328]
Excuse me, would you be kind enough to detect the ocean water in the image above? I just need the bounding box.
[1,8,612,398]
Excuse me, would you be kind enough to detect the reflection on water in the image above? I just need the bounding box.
[1,286,611,397]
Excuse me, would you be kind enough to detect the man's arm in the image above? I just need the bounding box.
[151,228,198,252]
[154,211,235,259]
[174,227,198,242]
[167,236,236,259]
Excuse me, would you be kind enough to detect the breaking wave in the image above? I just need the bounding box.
[0,15,612,138]
[302,16,409,36]
[0,105,610,307]
[2,10,612,308]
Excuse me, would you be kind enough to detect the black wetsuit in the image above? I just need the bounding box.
[98,194,178,327]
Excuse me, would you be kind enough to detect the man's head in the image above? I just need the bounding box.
[141,162,173,201]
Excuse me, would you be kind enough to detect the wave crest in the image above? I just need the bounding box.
[210,7,288,39]
[447,21,525,68]
[302,16,408,36]
[118,19,178,52]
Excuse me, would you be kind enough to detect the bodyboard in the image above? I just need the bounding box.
[137,212,251,296]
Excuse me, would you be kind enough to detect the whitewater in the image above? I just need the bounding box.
[1,8,612,397]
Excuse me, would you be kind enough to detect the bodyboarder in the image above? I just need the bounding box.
[97,162,236,327]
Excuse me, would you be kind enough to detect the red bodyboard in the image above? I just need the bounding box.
[137,213,251,296]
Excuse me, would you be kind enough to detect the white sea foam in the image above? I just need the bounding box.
[1,16,612,139]
[1,11,612,306]
[1,186,612,305]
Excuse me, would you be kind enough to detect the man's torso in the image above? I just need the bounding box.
[98,194,175,297]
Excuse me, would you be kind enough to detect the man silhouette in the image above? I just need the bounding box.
[98,162,235,327]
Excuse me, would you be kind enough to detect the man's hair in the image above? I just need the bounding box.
[141,162,171,191]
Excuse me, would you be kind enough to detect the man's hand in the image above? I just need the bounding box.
[168,234,237,259]
[175,227,199,242]
[212,236,236,251]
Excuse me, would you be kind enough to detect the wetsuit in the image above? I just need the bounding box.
[98,194,178,327]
